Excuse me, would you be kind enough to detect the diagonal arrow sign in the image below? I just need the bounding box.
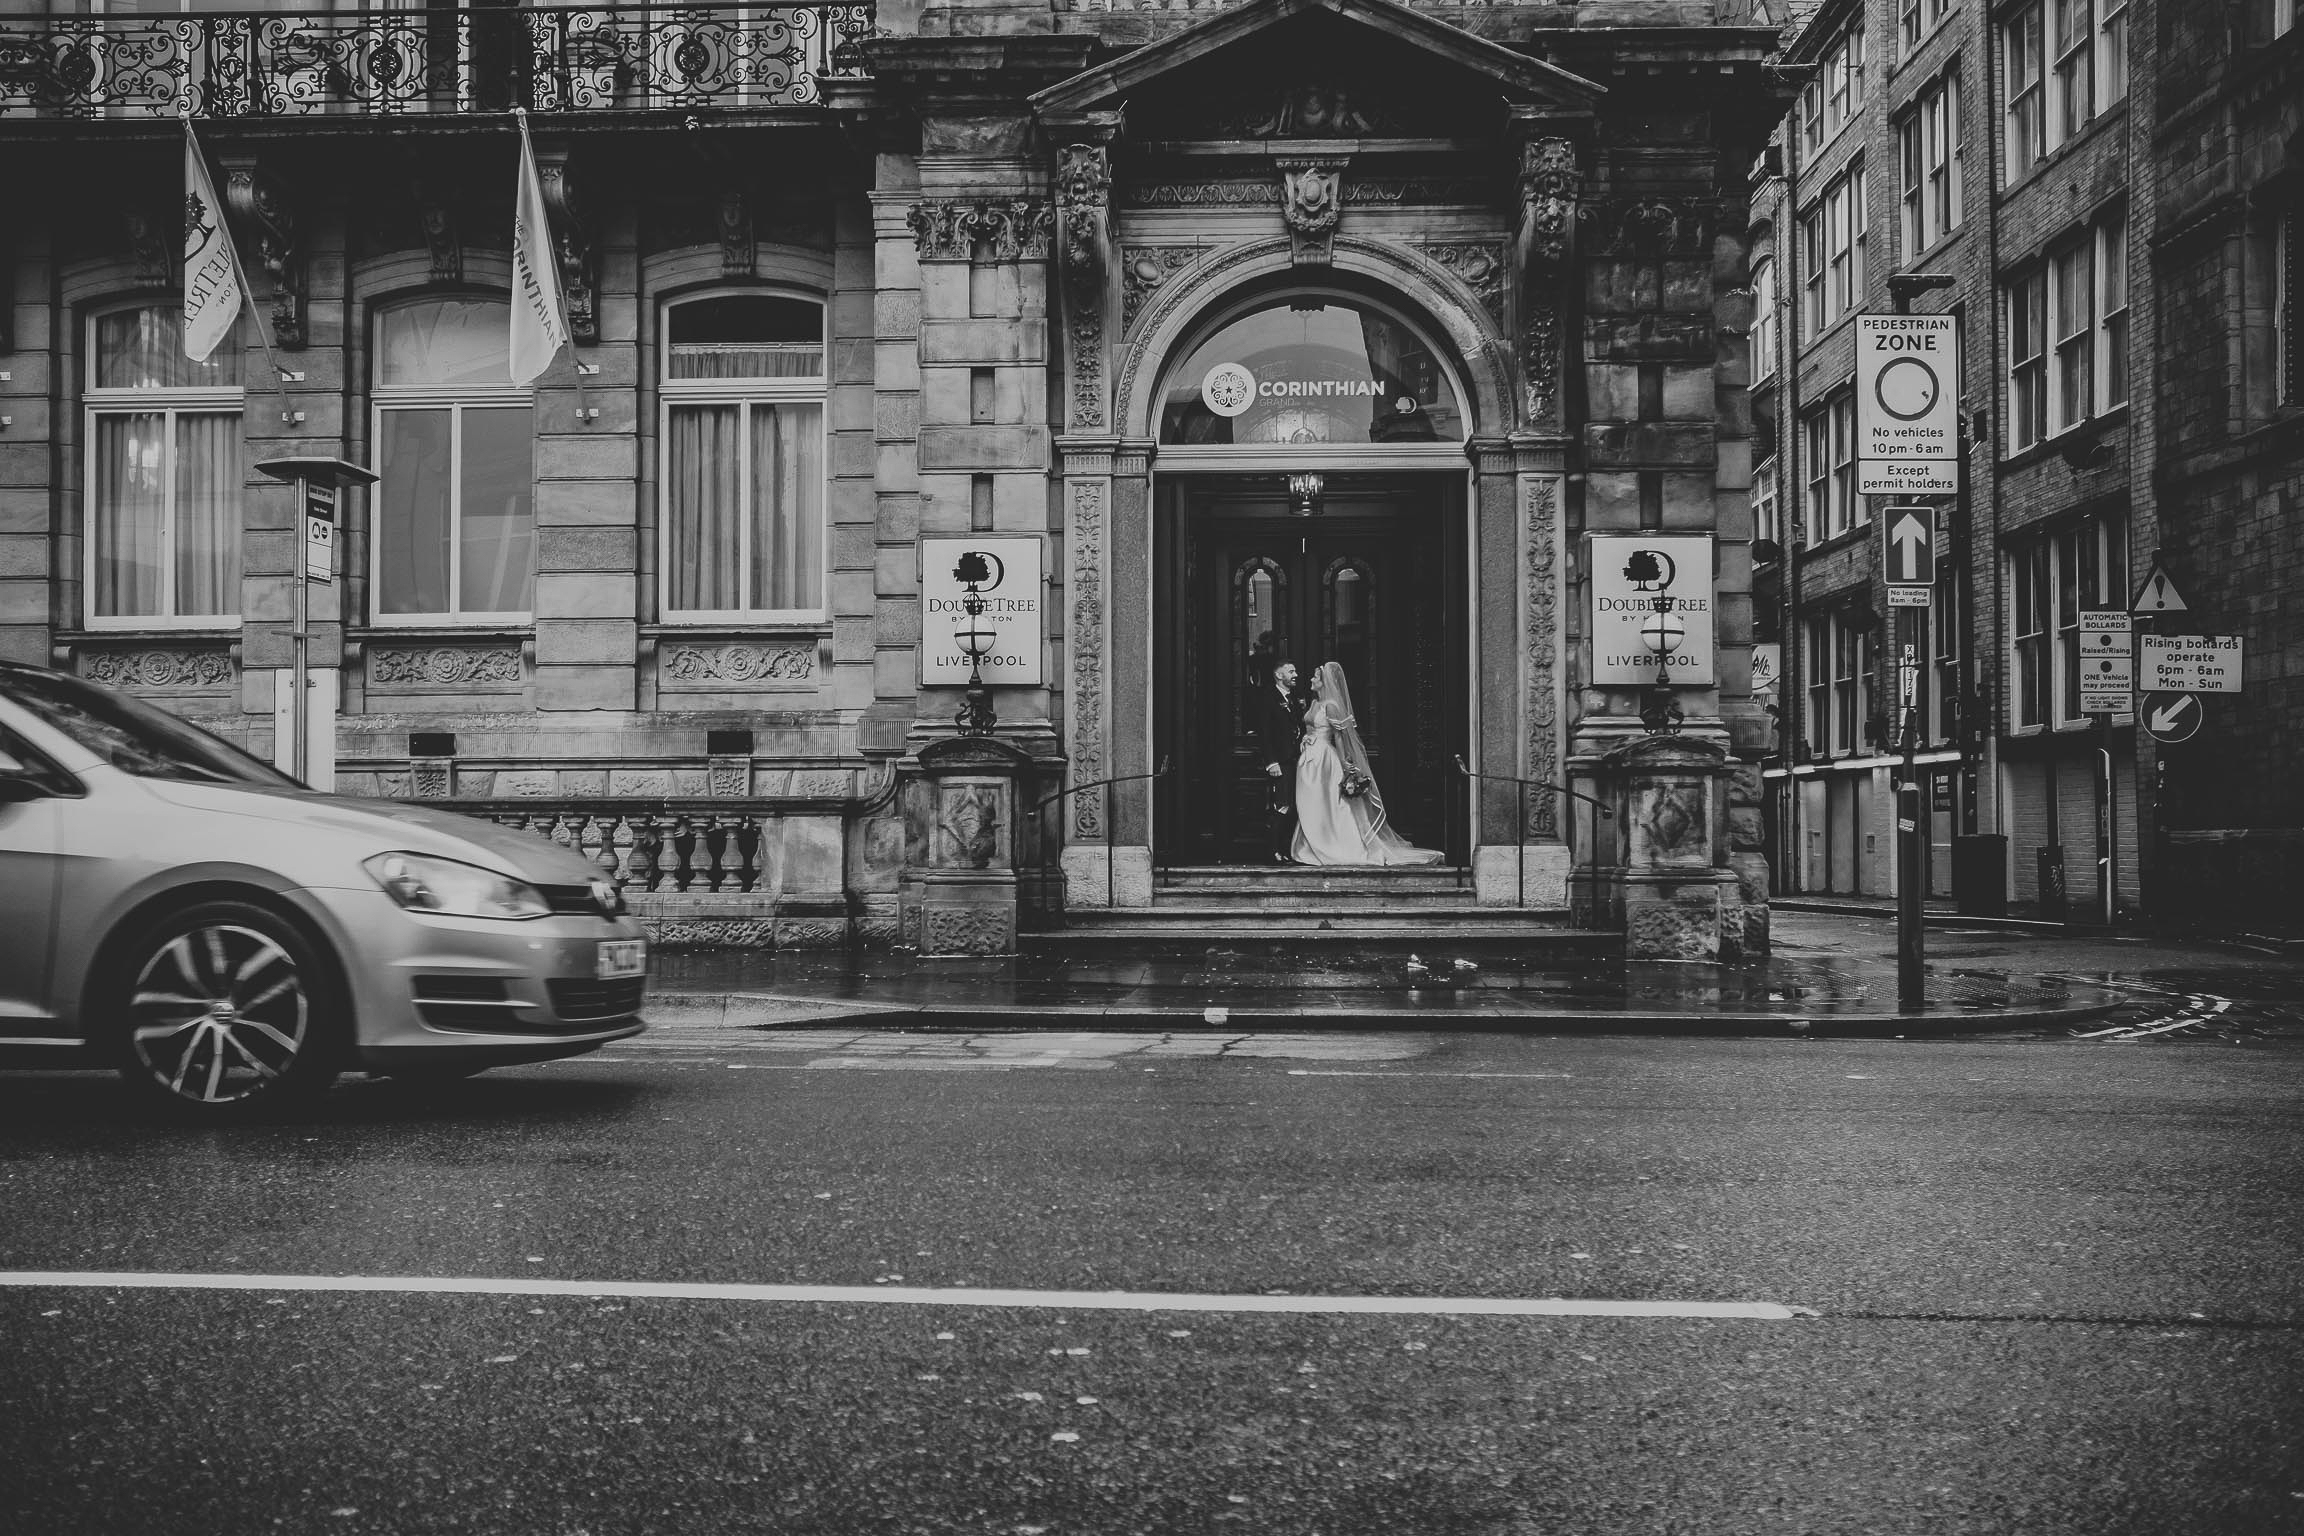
[2149,698,2191,734]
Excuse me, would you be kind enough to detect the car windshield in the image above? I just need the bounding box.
[0,667,300,788]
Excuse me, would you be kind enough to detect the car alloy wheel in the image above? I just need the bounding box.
[113,902,341,1118]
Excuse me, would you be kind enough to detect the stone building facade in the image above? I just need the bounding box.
[0,0,1789,953]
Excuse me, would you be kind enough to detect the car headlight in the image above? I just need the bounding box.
[363,852,550,920]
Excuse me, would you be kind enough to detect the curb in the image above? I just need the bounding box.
[641,992,2121,1039]
[1770,900,2110,937]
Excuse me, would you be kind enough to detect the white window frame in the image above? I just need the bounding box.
[2010,515,2126,731]
[1899,81,1961,260]
[2097,217,2129,413]
[1805,613,1833,755]
[1931,557,1960,742]
[1830,392,1859,536]
[2097,0,2128,107]
[2007,267,2048,452]
[1815,160,1866,326]
[656,288,829,625]
[1754,457,1781,548]
[1804,408,1832,542]
[369,298,536,629]
[2011,543,2049,729]
[2006,2,2046,181]
[82,303,245,632]
[1752,258,1778,381]
[2049,237,2094,436]
[1801,206,1828,333]
[2051,0,2094,147]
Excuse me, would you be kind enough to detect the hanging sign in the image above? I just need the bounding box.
[1588,533,1716,686]
[1856,314,1960,494]
[303,481,337,585]
[1749,642,1782,694]
[920,536,1043,687]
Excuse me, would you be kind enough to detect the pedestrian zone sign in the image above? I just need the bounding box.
[1856,314,1959,495]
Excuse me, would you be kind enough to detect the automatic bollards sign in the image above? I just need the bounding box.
[921,536,1044,687]
[1588,533,1716,685]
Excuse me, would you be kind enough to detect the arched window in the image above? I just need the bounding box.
[84,304,244,627]
[1159,296,1466,446]
[659,292,825,621]
[372,296,534,623]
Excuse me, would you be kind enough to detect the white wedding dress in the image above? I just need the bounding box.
[1289,666,1443,867]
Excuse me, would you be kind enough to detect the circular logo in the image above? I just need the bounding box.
[1393,396,1418,415]
[1875,355,1940,421]
[1201,362,1256,418]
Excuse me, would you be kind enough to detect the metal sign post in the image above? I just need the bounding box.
[255,457,376,785]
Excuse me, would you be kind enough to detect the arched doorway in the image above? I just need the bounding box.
[1144,286,1476,867]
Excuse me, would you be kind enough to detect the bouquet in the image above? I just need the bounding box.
[1339,768,1371,799]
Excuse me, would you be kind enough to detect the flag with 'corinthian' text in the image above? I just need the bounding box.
[509,110,569,387]
[181,121,243,364]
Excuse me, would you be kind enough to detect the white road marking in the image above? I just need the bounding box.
[0,1271,1803,1321]
[1285,1070,1573,1079]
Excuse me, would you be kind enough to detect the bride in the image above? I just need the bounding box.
[1290,662,1443,867]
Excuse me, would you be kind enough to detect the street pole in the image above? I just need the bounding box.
[292,551,308,783]
[255,457,377,790]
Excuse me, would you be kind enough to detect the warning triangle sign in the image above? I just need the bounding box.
[2131,563,2190,615]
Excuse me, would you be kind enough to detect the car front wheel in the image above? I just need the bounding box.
[107,901,343,1120]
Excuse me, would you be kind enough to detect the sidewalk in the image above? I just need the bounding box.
[639,914,2124,1037]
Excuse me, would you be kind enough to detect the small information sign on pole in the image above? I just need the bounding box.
[2076,610,2134,715]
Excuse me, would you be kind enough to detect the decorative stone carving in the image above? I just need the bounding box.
[1523,476,1559,840]
[708,760,749,797]
[650,917,775,948]
[608,769,674,797]
[81,649,234,691]
[775,917,848,950]
[1122,178,1487,209]
[906,199,1054,263]
[532,148,596,345]
[936,783,1003,869]
[412,762,452,799]
[1277,160,1344,268]
[413,182,460,283]
[1068,481,1106,839]
[673,768,712,796]
[659,643,815,686]
[491,771,558,798]
[1216,81,1395,138]
[1055,142,1110,432]
[718,189,754,276]
[1591,197,1717,258]
[369,646,522,689]
[1412,242,1508,331]
[1523,299,1561,427]
[222,159,304,349]
[1642,784,1705,857]
[921,905,1014,956]
[795,771,850,798]
[1518,138,1582,269]
[122,209,171,286]
[1120,246,1199,334]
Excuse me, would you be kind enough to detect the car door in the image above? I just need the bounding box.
[0,723,66,1035]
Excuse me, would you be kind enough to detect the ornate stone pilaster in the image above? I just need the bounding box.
[221,158,305,349]
[1522,472,1563,841]
[1516,136,1581,430]
[718,189,755,276]
[906,199,1055,263]
[1065,477,1108,841]
[1054,141,1111,433]
[413,181,460,283]
[1276,158,1344,268]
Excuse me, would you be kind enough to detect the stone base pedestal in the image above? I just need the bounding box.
[895,735,1054,956]
[1573,734,1767,961]
[1059,843,1154,909]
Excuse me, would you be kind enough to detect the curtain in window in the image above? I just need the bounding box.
[377,408,452,614]
[378,299,513,387]
[93,413,166,617]
[668,403,743,611]
[751,402,822,611]
[173,412,240,616]
[94,308,238,388]
[458,405,534,613]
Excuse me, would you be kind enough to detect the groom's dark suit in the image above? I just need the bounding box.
[1254,675,1310,862]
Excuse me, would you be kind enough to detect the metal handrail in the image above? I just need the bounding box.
[1035,756,1172,914]
[1453,755,1611,912]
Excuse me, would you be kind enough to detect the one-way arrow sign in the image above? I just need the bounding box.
[2143,691,2202,744]
[1883,505,1935,587]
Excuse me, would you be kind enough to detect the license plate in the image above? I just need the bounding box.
[595,939,647,980]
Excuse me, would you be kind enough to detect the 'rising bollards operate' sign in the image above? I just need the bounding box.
[1588,534,1717,686]
[920,536,1044,687]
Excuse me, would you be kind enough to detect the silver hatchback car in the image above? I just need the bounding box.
[0,660,647,1119]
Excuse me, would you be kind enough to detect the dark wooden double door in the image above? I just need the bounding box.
[1156,483,1467,866]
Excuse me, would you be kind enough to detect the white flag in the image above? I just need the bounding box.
[181,122,243,364]
[510,110,569,387]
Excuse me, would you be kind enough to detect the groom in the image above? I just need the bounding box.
[1255,657,1310,863]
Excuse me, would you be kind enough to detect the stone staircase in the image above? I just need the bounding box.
[1028,865,1616,954]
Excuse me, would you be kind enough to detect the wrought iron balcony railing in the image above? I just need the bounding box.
[0,3,873,121]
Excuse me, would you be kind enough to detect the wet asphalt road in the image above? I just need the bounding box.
[5,1020,2304,1536]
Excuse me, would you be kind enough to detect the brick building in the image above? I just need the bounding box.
[1755,0,2162,916]
[0,0,1792,954]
